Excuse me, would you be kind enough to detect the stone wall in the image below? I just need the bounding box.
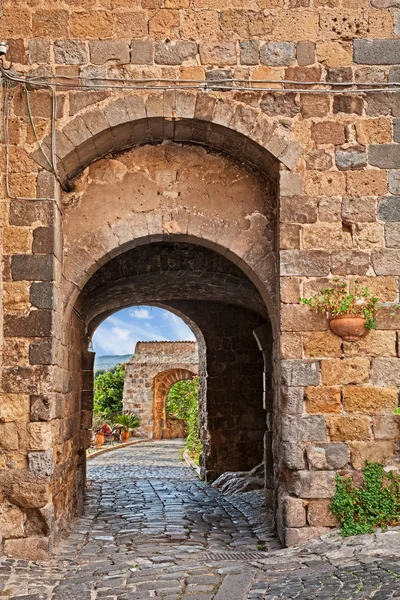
[1,0,400,558]
[123,341,199,439]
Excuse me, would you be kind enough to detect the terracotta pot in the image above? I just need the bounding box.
[329,315,368,341]
[120,430,130,443]
[95,432,104,449]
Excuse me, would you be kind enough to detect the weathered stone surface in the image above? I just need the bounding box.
[29,338,53,365]
[290,471,336,498]
[284,526,332,546]
[29,39,50,64]
[311,122,345,145]
[342,197,376,224]
[30,282,54,310]
[89,40,130,65]
[283,496,306,528]
[200,41,235,65]
[301,94,330,118]
[260,42,296,66]
[54,40,88,64]
[331,252,370,275]
[280,173,302,197]
[302,223,352,250]
[372,250,400,275]
[369,145,400,169]
[11,255,54,282]
[306,445,327,470]
[385,223,400,247]
[305,150,333,171]
[325,443,349,469]
[388,170,400,195]
[333,96,363,115]
[342,330,396,357]
[239,40,259,65]
[9,479,51,509]
[356,117,392,144]
[260,92,299,117]
[281,332,302,358]
[327,415,372,442]
[307,499,339,527]
[335,148,366,170]
[131,38,154,64]
[156,41,198,65]
[303,332,341,358]
[305,386,341,414]
[4,536,51,560]
[281,441,306,470]
[4,311,52,338]
[342,386,398,414]
[321,359,370,386]
[373,414,400,440]
[280,250,330,276]
[281,304,327,332]
[281,360,320,387]
[0,393,30,422]
[28,449,54,477]
[371,358,400,386]
[350,441,396,470]
[30,395,60,422]
[280,196,317,223]
[296,41,315,66]
[300,416,327,442]
[354,40,400,65]
[377,197,400,222]
[27,422,52,451]
[281,386,304,415]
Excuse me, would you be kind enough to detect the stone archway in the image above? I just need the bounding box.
[152,367,197,440]
[1,93,308,558]
[122,341,199,439]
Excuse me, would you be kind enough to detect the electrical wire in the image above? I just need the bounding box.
[2,62,400,200]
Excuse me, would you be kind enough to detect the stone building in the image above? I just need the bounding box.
[0,0,400,559]
[123,340,198,439]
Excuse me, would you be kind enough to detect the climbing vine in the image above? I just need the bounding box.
[166,376,201,461]
[330,462,400,537]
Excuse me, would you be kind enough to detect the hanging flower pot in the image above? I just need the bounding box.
[329,315,368,342]
[120,430,130,443]
[95,432,104,449]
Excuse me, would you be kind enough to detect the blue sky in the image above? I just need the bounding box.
[91,306,196,356]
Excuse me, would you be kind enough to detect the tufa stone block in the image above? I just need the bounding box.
[296,41,315,66]
[305,386,341,414]
[342,386,398,414]
[350,441,395,470]
[371,358,400,386]
[327,415,371,442]
[280,250,330,277]
[321,359,370,386]
[307,500,339,527]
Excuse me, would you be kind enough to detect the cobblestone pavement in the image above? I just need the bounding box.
[1,440,400,599]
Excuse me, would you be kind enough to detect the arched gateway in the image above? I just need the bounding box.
[2,87,399,560]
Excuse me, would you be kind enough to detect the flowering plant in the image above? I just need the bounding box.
[299,280,379,330]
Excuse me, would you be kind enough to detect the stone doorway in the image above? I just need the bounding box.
[123,341,199,440]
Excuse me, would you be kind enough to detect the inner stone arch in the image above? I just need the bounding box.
[55,135,279,549]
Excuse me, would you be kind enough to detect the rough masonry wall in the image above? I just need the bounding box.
[123,341,199,439]
[1,0,400,557]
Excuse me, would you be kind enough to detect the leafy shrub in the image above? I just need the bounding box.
[113,413,140,432]
[94,363,125,418]
[166,376,201,460]
[330,461,400,537]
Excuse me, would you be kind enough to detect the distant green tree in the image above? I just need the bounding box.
[166,377,201,460]
[94,368,106,379]
[94,363,125,418]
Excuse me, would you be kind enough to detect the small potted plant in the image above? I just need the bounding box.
[299,280,379,341]
[113,413,140,443]
[95,424,110,449]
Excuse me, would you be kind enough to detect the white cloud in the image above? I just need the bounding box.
[163,311,196,341]
[130,308,153,320]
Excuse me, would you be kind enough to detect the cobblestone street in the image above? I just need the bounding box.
[1,441,400,600]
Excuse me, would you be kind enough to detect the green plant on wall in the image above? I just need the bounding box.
[330,461,400,537]
[166,376,201,461]
[299,280,380,329]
